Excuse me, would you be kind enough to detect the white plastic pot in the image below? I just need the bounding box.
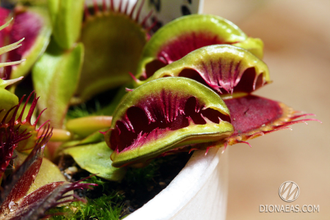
[126,147,228,220]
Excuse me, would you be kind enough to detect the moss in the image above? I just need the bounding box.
[66,102,99,119]
[49,193,124,220]
[49,152,191,219]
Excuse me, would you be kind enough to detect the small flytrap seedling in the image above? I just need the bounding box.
[0,0,320,219]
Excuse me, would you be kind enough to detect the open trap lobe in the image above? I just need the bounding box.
[110,90,230,153]
[178,66,265,95]
[158,31,224,64]
[145,45,270,96]
[143,32,235,80]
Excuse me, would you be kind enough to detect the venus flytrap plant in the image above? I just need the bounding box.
[30,0,90,161]
[31,0,154,155]
[32,0,85,130]
[0,0,320,218]
[103,44,319,167]
[99,12,318,168]
[30,0,160,181]
[0,92,96,220]
[134,43,320,150]
[35,0,318,180]
[0,13,95,220]
[31,0,145,180]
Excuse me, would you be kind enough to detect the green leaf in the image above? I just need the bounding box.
[48,0,84,49]
[0,89,18,122]
[58,130,105,150]
[63,142,126,181]
[27,157,67,195]
[32,41,84,128]
[65,116,112,138]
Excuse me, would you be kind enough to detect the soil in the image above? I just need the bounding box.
[58,152,192,218]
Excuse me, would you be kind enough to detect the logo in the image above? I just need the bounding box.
[259,181,319,213]
[278,181,300,202]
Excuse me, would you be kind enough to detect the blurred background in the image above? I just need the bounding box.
[204,0,330,219]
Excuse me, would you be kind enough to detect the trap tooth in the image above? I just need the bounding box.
[223,95,320,146]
